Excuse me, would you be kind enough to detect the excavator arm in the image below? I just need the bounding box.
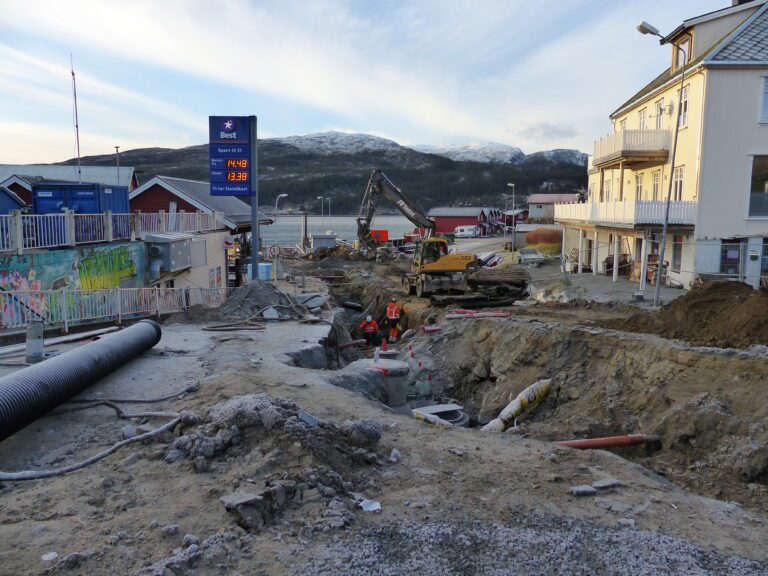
[357,169,435,249]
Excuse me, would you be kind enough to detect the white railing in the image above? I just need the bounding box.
[554,200,696,225]
[0,210,226,255]
[0,287,227,331]
[593,129,671,164]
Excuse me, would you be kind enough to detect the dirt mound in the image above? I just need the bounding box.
[166,282,292,324]
[607,282,768,348]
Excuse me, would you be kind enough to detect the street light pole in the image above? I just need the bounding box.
[326,196,332,232]
[317,196,324,229]
[507,183,516,251]
[114,146,120,187]
[274,193,288,212]
[638,21,687,306]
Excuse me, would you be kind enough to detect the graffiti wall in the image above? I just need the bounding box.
[0,242,145,293]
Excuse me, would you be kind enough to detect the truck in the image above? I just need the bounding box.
[356,170,481,297]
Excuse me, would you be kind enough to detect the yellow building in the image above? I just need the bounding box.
[556,0,768,289]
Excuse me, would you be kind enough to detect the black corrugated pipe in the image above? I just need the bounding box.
[0,319,162,442]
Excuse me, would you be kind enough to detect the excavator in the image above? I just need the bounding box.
[357,169,478,297]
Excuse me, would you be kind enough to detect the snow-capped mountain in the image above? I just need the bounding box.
[276,131,404,155]
[412,142,525,164]
[525,149,587,166]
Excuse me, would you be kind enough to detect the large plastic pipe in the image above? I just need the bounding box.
[557,434,660,449]
[0,319,162,442]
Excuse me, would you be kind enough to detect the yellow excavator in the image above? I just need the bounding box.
[357,170,478,297]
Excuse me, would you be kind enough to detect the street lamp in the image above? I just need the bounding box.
[114,145,120,187]
[274,193,288,212]
[638,20,688,306]
[317,196,324,229]
[506,183,516,251]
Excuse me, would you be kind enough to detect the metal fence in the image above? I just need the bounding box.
[0,210,226,255]
[0,287,227,331]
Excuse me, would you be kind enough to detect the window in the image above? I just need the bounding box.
[635,173,643,200]
[603,178,612,202]
[675,38,690,69]
[638,108,647,131]
[619,119,627,132]
[655,99,664,130]
[762,78,768,123]
[748,156,768,216]
[672,235,683,272]
[169,201,177,214]
[678,86,689,128]
[672,166,684,201]
[588,183,595,202]
[652,171,661,201]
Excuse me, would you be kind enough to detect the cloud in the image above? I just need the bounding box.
[518,122,578,142]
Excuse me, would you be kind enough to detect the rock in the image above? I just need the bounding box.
[165,449,186,464]
[592,478,621,491]
[545,452,558,463]
[179,410,201,426]
[148,520,160,529]
[182,534,199,547]
[120,424,139,440]
[318,485,337,497]
[220,492,268,531]
[594,498,632,514]
[162,524,180,537]
[62,552,87,568]
[617,518,635,527]
[389,448,402,463]
[569,485,597,497]
[448,448,466,457]
[186,543,199,555]
[40,552,58,562]
[341,419,382,448]
[298,409,320,427]
[119,453,140,468]
[193,456,209,473]
[100,477,115,489]
[548,474,563,483]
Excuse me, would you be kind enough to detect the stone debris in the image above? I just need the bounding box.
[593,478,622,491]
[389,448,402,463]
[617,518,636,527]
[341,419,382,448]
[162,524,180,537]
[569,485,597,497]
[40,551,57,562]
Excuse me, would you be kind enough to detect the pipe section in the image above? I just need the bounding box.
[557,434,661,450]
[0,319,162,442]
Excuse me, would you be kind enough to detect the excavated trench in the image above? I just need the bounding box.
[420,316,768,512]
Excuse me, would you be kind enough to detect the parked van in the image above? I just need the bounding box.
[454,225,479,238]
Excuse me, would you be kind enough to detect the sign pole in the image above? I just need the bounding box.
[250,116,259,280]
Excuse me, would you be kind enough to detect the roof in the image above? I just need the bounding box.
[709,2,768,62]
[527,193,580,204]
[0,165,135,188]
[130,176,252,231]
[515,223,561,232]
[662,0,766,43]
[612,1,768,118]
[426,207,497,217]
[0,186,26,207]
[503,208,529,216]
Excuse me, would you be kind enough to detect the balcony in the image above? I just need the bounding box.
[593,129,671,168]
[554,200,696,227]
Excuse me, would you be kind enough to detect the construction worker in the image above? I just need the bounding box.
[360,315,379,346]
[386,297,401,343]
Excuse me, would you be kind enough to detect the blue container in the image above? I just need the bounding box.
[32,183,130,216]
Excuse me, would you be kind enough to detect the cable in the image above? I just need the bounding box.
[66,385,197,404]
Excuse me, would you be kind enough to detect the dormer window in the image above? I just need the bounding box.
[675,36,691,69]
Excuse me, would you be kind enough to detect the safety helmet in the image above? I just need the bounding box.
[391,297,396,302]
[366,315,372,322]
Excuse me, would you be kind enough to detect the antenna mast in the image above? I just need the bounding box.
[71,54,82,183]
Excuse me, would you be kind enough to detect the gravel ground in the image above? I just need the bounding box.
[291,515,768,576]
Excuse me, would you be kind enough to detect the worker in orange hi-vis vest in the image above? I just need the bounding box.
[360,315,379,346]
[386,297,401,343]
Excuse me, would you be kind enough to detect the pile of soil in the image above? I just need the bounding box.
[606,281,768,348]
[166,281,292,324]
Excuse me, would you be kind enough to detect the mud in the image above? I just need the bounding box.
[424,316,768,512]
[603,281,768,349]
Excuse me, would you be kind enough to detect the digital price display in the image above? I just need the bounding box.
[209,116,252,196]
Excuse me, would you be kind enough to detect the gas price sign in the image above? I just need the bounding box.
[209,116,254,196]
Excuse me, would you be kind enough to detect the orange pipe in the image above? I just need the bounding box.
[557,434,660,450]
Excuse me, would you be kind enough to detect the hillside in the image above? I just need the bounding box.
[59,132,587,214]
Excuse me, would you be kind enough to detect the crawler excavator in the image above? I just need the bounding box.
[357,169,479,297]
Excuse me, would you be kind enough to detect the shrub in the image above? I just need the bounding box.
[524,228,562,245]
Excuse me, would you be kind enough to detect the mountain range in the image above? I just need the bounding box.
[58,131,587,213]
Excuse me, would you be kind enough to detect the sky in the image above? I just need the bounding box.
[0,0,726,163]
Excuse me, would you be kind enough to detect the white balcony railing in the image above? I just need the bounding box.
[593,129,671,165]
[554,200,696,226]
[0,210,227,255]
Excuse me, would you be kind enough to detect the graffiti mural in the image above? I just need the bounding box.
[0,242,146,326]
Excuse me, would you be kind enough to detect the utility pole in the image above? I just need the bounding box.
[114,146,120,186]
[326,196,332,232]
[507,183,516,251]
[317,196,324,229]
